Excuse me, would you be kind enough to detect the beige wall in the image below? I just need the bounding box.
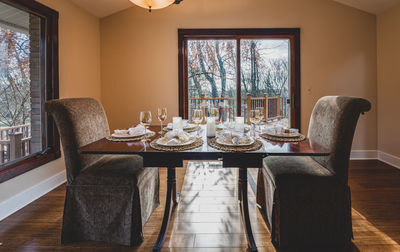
[100,0,377,151]
[377,4,400,158]
[0,0,101,203]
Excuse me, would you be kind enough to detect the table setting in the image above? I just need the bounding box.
[106,124,155,142]
[259,124,306,142]
[105,104,305,154]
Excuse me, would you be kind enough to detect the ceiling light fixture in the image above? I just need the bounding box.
[129,0,183,12]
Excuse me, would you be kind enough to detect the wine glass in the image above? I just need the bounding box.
[192,109,203,137]
[256,106,265,130]
[157,108,167,134]
[140,111,152,142]
[249,110,261,137]
[210,107,219,122]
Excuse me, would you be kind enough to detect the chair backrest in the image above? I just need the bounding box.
[45,98,110,184]
[308,96,371,184]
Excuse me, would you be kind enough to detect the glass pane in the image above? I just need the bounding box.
[187,40,237,122]
[240,39,290,127]
[0,2,43,166]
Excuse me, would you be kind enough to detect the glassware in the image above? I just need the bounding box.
[249,110,261,137]
[210,107,219,122]
[256,107,265,122]
[192,109,203,137]
[157,108,167,134]
[140,111,152,142]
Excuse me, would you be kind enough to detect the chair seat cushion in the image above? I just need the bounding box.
[263,156,336,189]
[73,155,150,186]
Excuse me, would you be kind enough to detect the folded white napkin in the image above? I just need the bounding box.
[217,130,252,145]
[113,129,129,136]
[162,129,194,145]
[167,120,194,130]
[262,124,284,135]
[128,124,153,136]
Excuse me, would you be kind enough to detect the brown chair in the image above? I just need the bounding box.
[256,96,371,249]
[45,98,159,246]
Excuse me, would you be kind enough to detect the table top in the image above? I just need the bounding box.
[79,126,329,157]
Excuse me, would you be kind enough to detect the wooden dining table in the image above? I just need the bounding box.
[79,125,329,252]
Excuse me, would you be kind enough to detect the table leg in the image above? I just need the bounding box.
[153,167,178,252]
[239,167,258,252]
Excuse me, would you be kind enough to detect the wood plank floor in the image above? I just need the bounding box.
[0,160,399,251]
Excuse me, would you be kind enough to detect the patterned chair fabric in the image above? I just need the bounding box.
[256,96,371,248]
[45,98,159,246]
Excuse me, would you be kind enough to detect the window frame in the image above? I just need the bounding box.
[0,0,60,183]
[178,28,301,129]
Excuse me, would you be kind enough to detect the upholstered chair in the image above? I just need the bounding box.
[256,96,371,248]
[45,98,159,246]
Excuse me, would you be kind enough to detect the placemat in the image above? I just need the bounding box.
[150,137,203,152]
[106,131,156,142]
[208,137,263,152]
[260,133,306,142]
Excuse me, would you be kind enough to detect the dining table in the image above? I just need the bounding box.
[79,125,330,252]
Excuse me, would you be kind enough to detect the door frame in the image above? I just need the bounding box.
[178,28,301,130]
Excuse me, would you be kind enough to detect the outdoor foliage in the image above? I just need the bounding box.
[188,39,289,99]
[0,28,31,127]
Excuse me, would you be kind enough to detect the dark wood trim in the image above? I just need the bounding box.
[0,0,60,183]
[178,28,301,129]
[236,38,241,116]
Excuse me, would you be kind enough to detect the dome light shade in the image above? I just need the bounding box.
[129,0,176,12]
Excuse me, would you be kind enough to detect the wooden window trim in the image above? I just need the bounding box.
[178,28,301,130]
[0,0,60,183]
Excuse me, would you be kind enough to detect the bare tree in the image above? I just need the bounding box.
[0,29,31,127]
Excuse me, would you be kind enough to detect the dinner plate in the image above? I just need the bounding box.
[111,132,145,139]
[263,131,300,138]
[156,137,196,147]
[166,124,197,131]
[216,137,255,147]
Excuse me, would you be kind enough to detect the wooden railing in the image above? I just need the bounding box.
[0,124,31,165]
[188,94,289,123]
[242,94,289,123]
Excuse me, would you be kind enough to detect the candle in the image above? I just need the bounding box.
[206,117,216,137]
[172,117,183,130]
[235,117,244,133]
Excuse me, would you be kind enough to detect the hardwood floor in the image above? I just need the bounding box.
[0,160,399,251]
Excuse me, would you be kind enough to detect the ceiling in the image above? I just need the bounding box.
[0,1,29,34]
[333,0,400,14]
[70,0,132,18]
[70,0,400,18]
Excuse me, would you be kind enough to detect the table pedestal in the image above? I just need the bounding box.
[239,167,258,252]
[153,167,177,252]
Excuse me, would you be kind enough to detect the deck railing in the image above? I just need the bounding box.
[0,124,31,165]
[188,93,289,123]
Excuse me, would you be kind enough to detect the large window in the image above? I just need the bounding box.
[0,0,59,182]
[179,29,300,129]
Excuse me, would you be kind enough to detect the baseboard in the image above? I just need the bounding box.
[350,150,378,160]
[0,170,66,221]
[378,151,400,169]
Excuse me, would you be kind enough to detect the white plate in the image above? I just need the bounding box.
[216,137,255,147]
[166,124,197,131]
[156,137,196,147]
[111,132,145,139]
[264,131,300,138]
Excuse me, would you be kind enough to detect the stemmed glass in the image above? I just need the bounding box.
[157,108,167,134]
[249,110,262,138]
[192,109,203,137]
[140,111,152,142]
[210,107,220,122]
